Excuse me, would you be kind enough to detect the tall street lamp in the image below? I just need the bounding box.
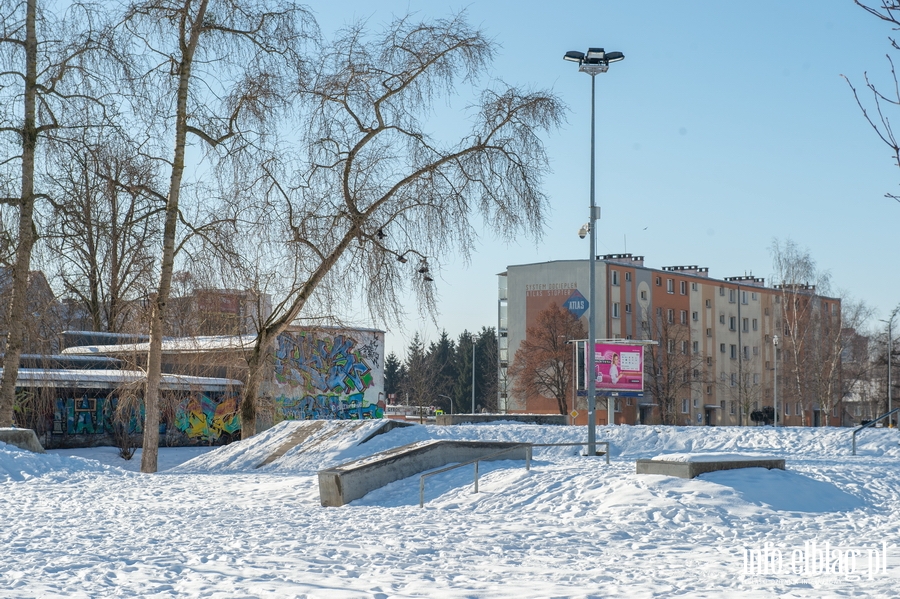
[773,335,779,428]
[564,47,624,455]
[881,306,898,423]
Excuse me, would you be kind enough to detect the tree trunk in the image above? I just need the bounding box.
[0,0,38,427]
[141,0,209,472]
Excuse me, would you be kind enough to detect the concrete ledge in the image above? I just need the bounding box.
[435,414,567,426]
[636,456,785,479]
[0,427,45,453]
[318,440,528,506]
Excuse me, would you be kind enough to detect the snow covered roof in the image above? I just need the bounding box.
[61,335,259,357]
[9,368,241,391]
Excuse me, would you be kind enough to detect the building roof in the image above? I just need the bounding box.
[61,335,259,356]
[9,368,241,391]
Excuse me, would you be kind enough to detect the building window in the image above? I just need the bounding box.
[656,276,661,286]
[692,282,698,291]
[743,345,749,360]
[753,373,760,384]
[753,346,759,356]
[730,373,736,386]
[693,341,699,354]
[741,291,748,305]
[706,328,712,337]
[795,402,801,416]
[667,309,674,323]
[680,310,687,324]
[752,318,758,331]
[625,303,632,314]
[625,272,632,282]
[681,341,688,354]
[719,314,726,325]
[719,286,725,296]
[720,343,726,353]
[742,318,749,332]
[612,302,620,318]
[729,289,736,303]
[612,270,619,286]
[706,299,712,308]
[785,402,790,415]
[752,292,758,301]
[693,398,699,408]
[706,385,712,395]
[765,307,770,316]
[730,344,737,359]
[680,281,687,295]
[667,279,674,293]
[668,339,675,353]
[692,311,699,322]
[642,320,648,330]
[640,290,647,300]
[730,401,735,415]
[729,316,736,331]
[682,398,689,413]
[706,356,712,366]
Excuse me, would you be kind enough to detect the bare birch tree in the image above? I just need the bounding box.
[770,239,870,425]
[226,13,564,437]
[0,0,114,426]
[118,0,313,472]
[846,1,900,202]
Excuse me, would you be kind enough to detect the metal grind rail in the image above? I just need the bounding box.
[418,441,611,508]
[852,407,900,455]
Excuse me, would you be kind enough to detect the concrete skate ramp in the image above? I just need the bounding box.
[318,440,529,507]
[255,419,413,469]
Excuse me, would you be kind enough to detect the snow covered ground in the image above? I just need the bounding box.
[2,422,899,598]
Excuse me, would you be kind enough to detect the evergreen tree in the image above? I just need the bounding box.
[428,330,457,412]
[475,327,499,412]
[384,352,403,402]
[454,330,476,414]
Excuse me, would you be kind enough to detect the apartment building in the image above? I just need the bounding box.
[498,254,843,426]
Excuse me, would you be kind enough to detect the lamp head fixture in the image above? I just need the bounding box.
[564,47,624,75]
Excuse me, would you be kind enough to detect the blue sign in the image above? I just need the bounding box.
[564,290,588,319]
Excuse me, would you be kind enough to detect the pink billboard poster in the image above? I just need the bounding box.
[590,343,644,392]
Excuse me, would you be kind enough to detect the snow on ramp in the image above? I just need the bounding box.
[169,419,411,474]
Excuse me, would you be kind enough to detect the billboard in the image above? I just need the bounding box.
[589,343,644,392]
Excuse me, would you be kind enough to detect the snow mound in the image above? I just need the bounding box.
[169,419,402,474]
[0,441,133,482]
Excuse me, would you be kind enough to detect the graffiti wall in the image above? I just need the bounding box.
[173,394,241,443]
[271,328,385,421]
[49,392,240,445]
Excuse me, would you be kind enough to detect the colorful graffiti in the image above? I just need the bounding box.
[51,393,239,443]
[275,333,374,393]
[174,394,241,442]
[275,392,384,420]
[273,330,383,422]
[53,396,141,436]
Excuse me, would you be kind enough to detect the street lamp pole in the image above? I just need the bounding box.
[882,306,899,423]
[565,47,624,456]
[773,335,779,428]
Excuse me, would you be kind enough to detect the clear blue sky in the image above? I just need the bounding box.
[311,1,900,358]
